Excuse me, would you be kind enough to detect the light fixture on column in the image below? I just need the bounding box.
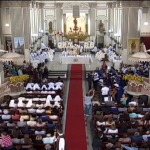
[114,33,120,37]
[5,23,9,27]
[143,7,149,25]
[40,30,44,33]
[144,22,149,25]
[109,29,113,33]
[5,7,10,27]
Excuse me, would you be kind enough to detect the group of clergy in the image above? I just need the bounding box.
[95,44,122,62]
[30,41,55,62]
[61,44,84,56]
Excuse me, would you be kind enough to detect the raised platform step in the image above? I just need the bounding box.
[48,70,68,79]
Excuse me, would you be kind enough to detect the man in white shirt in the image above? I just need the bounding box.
[18,68,23,75]
[28,106,36,113]
[84,89,95,116]
[92,70,99,90]
[43,133,56,144]
[101,84,109,102]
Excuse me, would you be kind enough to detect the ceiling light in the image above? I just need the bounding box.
[5,23,9,26]
[144,22,149,25]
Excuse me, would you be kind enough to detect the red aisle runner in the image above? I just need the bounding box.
[65,64,87,150]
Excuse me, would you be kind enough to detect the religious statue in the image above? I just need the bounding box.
[49,21,52,30]
[131,40,136,53]
[73,18,78,32]
[99,20,105,34]
[140,42,147,52]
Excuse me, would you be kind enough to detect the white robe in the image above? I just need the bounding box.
[26,83,33,90]
[33,83,40,90]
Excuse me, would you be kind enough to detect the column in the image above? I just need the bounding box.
[55,3,63,32]
[0,3,2,49]
[9,1,31,51]
[121,2,130,64]
[89,3,96,36]
[63,14,66,34]
[85,14,88,34]
[22,1,31,49]
[120,1,141,64]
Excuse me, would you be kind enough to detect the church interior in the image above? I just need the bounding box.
[0,1,150,150]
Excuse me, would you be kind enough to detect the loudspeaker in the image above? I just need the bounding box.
[73,5,80,18]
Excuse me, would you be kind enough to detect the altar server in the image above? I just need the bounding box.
[62,49,68,56]
[41,41,47,50]
[91,46,98,53]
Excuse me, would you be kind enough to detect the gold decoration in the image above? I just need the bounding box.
[85,24,88,33]
[99,29,105,34]
[10,74,29,83]
[64,23,67,33]
[123,74,144,82]
[49,30,53,34]
[65,32,90,41]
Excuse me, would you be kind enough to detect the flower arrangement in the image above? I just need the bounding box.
[99,28,105,34]
[10,74,30,83]
[123,74,144,82]
[65,33,90,41]
[49,30,53,34]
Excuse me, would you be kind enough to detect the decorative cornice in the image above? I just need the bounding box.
[107,3,112,8]
[112,2,116,8]
[89,3,97,8]
[39,3,45,9]
[21,1,31,7]
[55,3,63,8]
[121,1,141,7]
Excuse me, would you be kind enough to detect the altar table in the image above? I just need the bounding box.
[60,55,93,64]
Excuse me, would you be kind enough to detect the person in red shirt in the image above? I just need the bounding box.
[0,132,14,149]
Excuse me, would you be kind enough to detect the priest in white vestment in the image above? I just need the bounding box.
[91,46,98,53]
[41,41,47,50]
[62,50,68,56]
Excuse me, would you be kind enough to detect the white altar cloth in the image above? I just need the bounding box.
[60,55,93,64]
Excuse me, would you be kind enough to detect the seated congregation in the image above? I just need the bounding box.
[87,62,150,150]
[0,77,65,150]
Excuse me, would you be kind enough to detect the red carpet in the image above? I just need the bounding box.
[65,64,87,150]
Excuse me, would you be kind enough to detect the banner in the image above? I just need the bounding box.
[128,38,140,54]
[14,37,25,55]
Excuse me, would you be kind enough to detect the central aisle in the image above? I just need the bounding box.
[65,64,87,150]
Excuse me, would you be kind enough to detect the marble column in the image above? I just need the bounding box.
[9,1,31,51]
[55,3,63,32]
[89,3,96,36]
[63,14,66,34]
[120,1,141,64]
[85,14,88,34]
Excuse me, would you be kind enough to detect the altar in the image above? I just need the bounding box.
[60,55,93,64]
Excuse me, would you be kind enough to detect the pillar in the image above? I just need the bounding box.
[63,14,66,34]
[89,3,96,36]
[55,3,63,32]
[9,1,31,52]
[120,1,141,64]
